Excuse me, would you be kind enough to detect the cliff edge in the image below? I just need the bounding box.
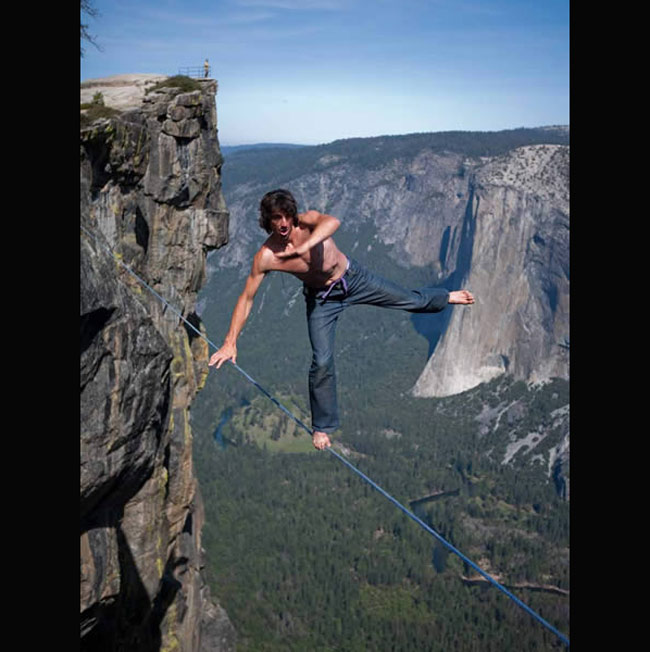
[80,77,235,651]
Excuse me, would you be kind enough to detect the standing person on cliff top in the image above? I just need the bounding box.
[209,189,475,450]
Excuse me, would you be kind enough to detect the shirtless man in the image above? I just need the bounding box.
[208,189,475,450]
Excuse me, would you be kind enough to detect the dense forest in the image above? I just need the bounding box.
[192,374,569,651]
[191,127,570,650]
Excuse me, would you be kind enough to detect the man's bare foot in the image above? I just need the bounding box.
[312,431,331,450]
[448,290,475,305]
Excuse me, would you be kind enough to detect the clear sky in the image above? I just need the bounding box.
[80,0,569,146]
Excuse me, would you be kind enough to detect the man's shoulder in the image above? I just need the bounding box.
[254,240,277,271]
[298,209,321,225]
[256,241,272,256]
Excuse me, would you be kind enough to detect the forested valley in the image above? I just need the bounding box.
[192,369,569,651]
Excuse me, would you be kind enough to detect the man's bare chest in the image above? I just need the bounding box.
[272,243,325,275]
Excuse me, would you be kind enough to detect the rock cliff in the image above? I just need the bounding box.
[80,77,235,651]
[413,145,569,396]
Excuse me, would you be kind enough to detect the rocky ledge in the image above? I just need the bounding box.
[81,74,172,110]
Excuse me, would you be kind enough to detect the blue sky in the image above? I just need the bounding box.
[81,0,569,146]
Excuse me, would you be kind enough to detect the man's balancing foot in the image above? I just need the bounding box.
[312,431,332,450]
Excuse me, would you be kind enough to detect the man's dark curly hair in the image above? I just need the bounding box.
[259,189,299,233]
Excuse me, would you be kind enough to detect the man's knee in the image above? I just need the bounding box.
[309,353,335,381]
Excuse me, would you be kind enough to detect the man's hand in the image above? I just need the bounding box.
[275,243,306,259]
[209,342,237,369]
[312,431,331,450]
[448,290,475,305]
[275,249,299,260]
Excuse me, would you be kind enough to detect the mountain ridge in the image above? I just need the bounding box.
[219,126,569,191]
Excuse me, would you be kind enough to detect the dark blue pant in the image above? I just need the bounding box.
[303,257,449,434]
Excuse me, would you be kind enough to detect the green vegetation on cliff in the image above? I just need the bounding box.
[145,74,202,94]
[80,91,122,127]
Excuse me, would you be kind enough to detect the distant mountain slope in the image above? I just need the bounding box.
[207,126,569,397]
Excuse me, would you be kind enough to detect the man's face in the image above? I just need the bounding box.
[270,212,293,240]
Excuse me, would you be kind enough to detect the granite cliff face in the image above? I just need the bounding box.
[80,78,235,651]
[413,144,569,397]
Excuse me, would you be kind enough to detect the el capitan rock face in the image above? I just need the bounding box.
[80,77,235,651]
[413,145,569,397]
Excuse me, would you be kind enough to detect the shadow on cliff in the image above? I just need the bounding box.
[411,183,477,358]
[81,510,182,652]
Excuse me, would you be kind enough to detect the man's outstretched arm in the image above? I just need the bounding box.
[208,251,267,369]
